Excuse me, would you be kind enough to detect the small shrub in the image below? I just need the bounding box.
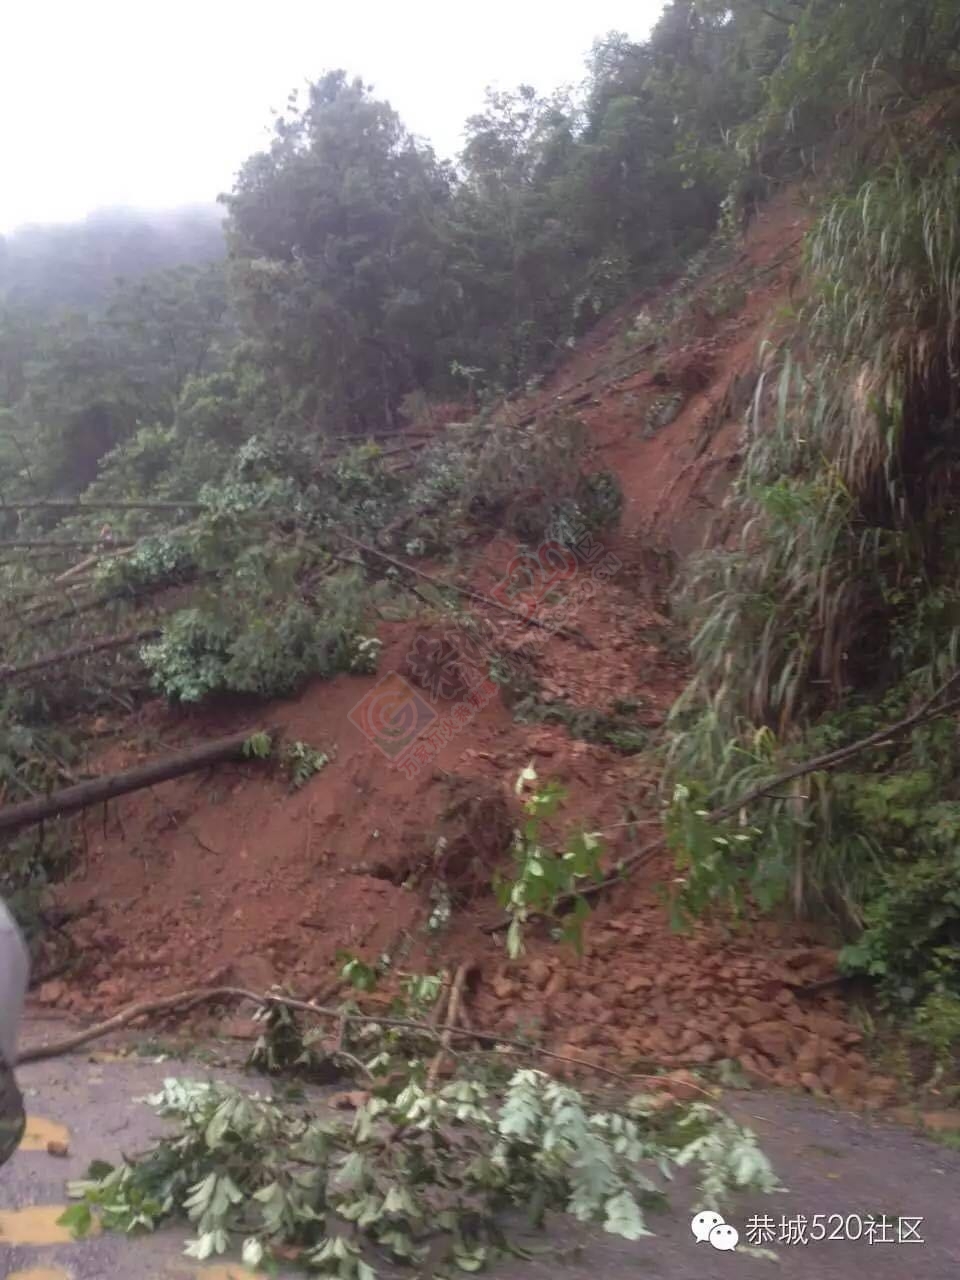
[281,740,332,789]
[626,308,665,346]
[911,990,960,1072]
[242,731,272,760]
[495,765,605,958]
[574,471,624,531]
[464,417,584,538]
[665,782,765,924]
[705,280,747,319]
[839,849,960,1005]
[643,393,683,438]
[345,635,381,674]
[142,600,379,704]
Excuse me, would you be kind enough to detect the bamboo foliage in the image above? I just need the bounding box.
[679,157,960,740]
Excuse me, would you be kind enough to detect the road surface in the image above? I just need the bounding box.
[2,1032,959,1279]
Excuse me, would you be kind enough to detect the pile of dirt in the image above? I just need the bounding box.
[34,189,891,1110]
[44,591,680,1015]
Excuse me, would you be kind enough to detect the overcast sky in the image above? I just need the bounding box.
[1,0,666,233]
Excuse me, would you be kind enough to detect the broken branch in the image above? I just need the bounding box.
[427,963,470,1088]
[710,670,960,822]
[489,672,960,924]
[339,534,594,649]
[18,984,701,1088]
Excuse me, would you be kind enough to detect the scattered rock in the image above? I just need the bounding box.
[781,1002,806,1028]
[544,971,567,1000]
[624,972,653,994]
[803,1012,849,1042]
[46,1139,70,1158]
[36,980,67,1006]
[743,1020,795,1064]
[492,976,519,1001]
[738,1051,775,1083]
[795,1035,826,1075]
[643,1027,675,1059]
[528,959,552,990]
[722,1024,744,1056]
[864,1075,898,1106]
[565,1023,601,1048]
[919,1111,960,1134]
[731,1000,778,1026]
[557,1043,601,1070]
[686,1041,718,1065]
[818,1058,865,1095]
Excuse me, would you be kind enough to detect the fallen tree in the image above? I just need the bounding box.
[0,627,160,684]
[0,499,204,512]
[0,728,272,837]
[0,537,134,550]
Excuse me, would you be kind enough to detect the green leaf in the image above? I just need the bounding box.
[205,1099,233,1148]
[242,730,273,759]
[603,1191,650,1241]
[454,1250,487,1271]
[58,1203,94,1238]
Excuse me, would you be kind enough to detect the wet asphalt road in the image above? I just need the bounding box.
[2,1037,959,1279]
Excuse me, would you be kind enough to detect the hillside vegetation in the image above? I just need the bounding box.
[3,0,960,1062]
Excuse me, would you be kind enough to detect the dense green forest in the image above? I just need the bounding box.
[3,0,960,1041]
[0,1,797,496]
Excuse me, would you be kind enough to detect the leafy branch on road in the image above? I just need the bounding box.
[61,1070,777,1275]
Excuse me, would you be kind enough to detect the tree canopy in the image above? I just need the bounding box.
[10,0,954,485]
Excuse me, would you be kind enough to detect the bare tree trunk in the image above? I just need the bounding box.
[0,500,203,512]
[0,729,272,836]
[0,628,160,685]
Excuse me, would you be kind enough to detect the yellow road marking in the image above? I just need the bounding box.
[18,1116,70,1153]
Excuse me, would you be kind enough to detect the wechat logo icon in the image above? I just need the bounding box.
[691,1211,739,1251]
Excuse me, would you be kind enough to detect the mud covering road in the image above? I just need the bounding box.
[1,1033,959,1280]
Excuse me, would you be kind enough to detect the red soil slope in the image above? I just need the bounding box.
[40,190,897,1109]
